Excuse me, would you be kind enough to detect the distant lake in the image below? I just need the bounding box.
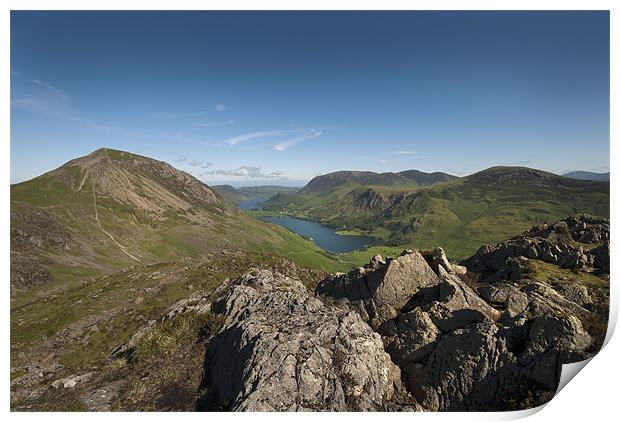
[237,198,267,210]
[258,215,380,253]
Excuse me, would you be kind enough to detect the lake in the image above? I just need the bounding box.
[258,215,380,253]
[237,198,267,210]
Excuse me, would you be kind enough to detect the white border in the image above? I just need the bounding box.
[3,1,617,420]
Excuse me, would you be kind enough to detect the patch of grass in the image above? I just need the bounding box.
[523,260,608,288]
[133,311,219,361]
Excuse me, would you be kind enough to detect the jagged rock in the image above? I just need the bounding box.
[434,266,501,320]
[524,214,609,244]
[201,269,403,411]
[314,245,596,411]
[477,283,529,317]
[408,315,591,411]
[463,215,610,283]
[352,189,404,211]
[427,247,453,274]
[452,264,467,276]
[551,282,593,309]
[316,251,440,328]
[591,241,610,274]
[378,308,441,365]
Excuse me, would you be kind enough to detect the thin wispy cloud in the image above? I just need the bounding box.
[224,128,323,150]
[32,78,70,100]
[224,130,290,146]
[392,150,415,155]
[273,130,323,151]
[214,104,226,112]
[12,78,72,116]
[193,119,235,128]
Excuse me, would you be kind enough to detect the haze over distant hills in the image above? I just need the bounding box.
[562,171,610,181]
[213,185,300,204]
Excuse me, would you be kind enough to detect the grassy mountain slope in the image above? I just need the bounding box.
[211,185,249,203]
[264,166,610,259]
[10,148,344,295]
[10,251,328,410]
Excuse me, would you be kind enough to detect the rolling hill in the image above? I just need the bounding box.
[299,169,457,194]
[263,166,610,259]
[10,148,342,295]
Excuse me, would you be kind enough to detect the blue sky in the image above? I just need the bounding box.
[11,11,609,185]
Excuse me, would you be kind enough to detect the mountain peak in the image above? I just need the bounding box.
[18,148,225,215]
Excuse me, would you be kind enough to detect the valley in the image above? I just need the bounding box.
[263,166,609,259]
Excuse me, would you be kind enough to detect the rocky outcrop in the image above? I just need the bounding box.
[462,215,610,283]
[200,269,404,411]
[523,214,609,244]
[316,249,595,411]
[315,251,442,328]
[352,189,404,211]
[11,202,72,251]
[10,252,56,292]
[106,230,606,411]
[591,241,610,274]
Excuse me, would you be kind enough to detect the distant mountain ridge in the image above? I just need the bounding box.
[300,169,457,194]
[563,170,610,181]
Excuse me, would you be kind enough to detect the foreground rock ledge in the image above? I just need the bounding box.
[196,246,594,411]
[200,269,407,411]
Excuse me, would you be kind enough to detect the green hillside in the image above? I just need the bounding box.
[10,149,345,297]
[264,166,610,259]
[211,185,249,204]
